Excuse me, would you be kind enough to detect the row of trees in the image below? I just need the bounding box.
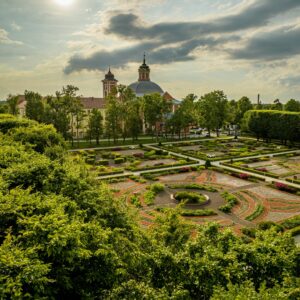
[2,86,299,145]
[244,110,300,144]
[0,114,300,298]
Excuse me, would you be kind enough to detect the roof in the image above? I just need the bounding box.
[128,80,164,97]
[16,96,106,110]
[80,97,106,109]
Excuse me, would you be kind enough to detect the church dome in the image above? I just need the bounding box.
[128,80,164,97]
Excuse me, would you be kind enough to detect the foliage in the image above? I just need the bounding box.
[0,115,300,298]
[87,108,103,145]
[168,183,217,192]
[219,192,239,213]
[243,110,300,144]
[174,191,207,204]
[245,204,264,221]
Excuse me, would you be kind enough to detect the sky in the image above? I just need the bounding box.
[0,0,300,103]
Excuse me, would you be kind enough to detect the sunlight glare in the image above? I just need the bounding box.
[54,0,73,6]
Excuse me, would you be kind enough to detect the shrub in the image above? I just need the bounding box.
[174,191,207,204]
[281,216,300,229]
[168,183,217,192]
[85,157,95,164]
[274,182,296,193]
[180,209,216,216]
[130,194,141,207]
[144,190,155,206]
[257,221,284,232]
[149,183,165,194]
[245,204,264,221]
[97,160,109,166]
[114,157,125,164]
[205,160,211,169]
[179,167,190,173]
[219,192,238,213]
[239,173,249,180]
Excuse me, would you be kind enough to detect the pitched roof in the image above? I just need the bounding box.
[80,97,106,109]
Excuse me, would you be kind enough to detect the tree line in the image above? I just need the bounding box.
[243,110,300,144]
[1,86,299,145]
[0,113,300,298]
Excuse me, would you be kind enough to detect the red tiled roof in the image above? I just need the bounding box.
[163,91,174,101]
[80,97,106,109]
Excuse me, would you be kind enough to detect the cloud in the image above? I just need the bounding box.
[0,28,23,45]
[64,0,300,74]
[230,25,300,60]
[11,22,22,31]
[280,74,300,87]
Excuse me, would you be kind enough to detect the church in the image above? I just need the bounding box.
[17,55,180,139]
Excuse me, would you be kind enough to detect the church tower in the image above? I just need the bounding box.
[138,53,150,81]
[102,68,118,98]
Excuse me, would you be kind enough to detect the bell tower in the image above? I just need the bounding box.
[138,53,150,81]
[102,67,118,98]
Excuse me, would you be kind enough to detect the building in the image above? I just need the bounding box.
[17,54,180,138]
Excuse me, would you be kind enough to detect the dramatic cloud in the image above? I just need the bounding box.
[0,28,22,45]
[280,74,300,87]
[65,0,300,74]
[105,0,300,40]
[230,25,300,60]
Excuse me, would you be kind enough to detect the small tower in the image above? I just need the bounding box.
[138,53,150,81]
[102,67,118,98]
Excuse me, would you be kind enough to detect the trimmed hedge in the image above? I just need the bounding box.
[219,192,238,213]
[245,204,264,221]
[174,191,207,204]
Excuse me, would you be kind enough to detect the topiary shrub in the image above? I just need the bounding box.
[205,160,211,169]
[114,157,125,164]
[174,191,207,204]
[96,160,109,166]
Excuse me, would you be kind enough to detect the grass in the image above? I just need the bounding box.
[174,191,207,204]
[245,204,264,221]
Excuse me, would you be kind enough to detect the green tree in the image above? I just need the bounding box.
[87,108,103,145]
[6,95,19,115]
[143,93,171,139]
[285,99,300,112]
[25,90,44,122]
[105,95,121,143]
[235,96,253,124]
[198,90,228,136]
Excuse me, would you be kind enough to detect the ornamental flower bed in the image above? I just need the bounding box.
[274,182,296,193]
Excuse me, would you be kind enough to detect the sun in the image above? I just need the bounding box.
[54,0,73,6]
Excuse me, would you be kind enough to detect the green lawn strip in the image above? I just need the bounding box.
[219,192,239,213]
[245,204,264,221]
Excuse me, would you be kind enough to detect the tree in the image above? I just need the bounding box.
[25,90,44,122]
[125,99,143,141]
[198,90,228,137]
[285,99,300,112]
[105,95,121,143]
[87,109,103,145]
[143,93,171,139]
[44,85,81,140]
[6,95,19,115]
[235,96,253,124]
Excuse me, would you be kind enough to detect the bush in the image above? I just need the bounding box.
[149,183,165,194]
[180,209,216,216]
[257,221,284,232]
[205,160,211,169]
[219,192,238,213]
[281,215,300,229]
[130,194,141,207]
[168,183,217,192]
[274,182,296,193]
[174,191,207,204]
[114,157,125,164]
[144,190,155,206]
[245,204,264,221]
[96,160,109,166]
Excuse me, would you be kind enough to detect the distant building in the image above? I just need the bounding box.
[17,54,181,138]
